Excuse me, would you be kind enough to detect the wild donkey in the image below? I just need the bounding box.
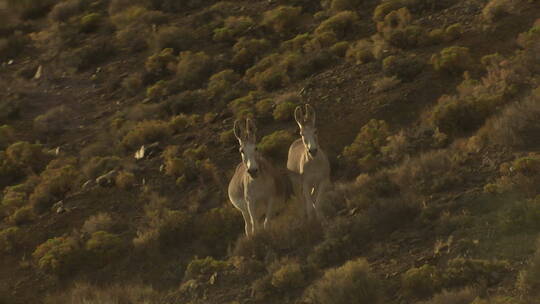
[287,104,331,220]
[228,118,286,237]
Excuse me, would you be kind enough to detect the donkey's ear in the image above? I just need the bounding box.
[305,104,316,126]
[246,118,257,141]
[233,119,243,142]
[294,106,304,128]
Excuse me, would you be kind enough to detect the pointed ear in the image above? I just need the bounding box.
[233,119,243,142]
[294,106,304,128]
[246,118,257,142]
[305,104,316,126]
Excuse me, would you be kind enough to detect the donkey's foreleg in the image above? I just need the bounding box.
[313,179,331,222]
[302,182,315,220]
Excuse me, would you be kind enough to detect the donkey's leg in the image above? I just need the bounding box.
[263,197,274,230]
[313,179,331,222]
[289,173,305,218]
[240,208,252,237]
[303,181,315,220]
[247,199,263,234]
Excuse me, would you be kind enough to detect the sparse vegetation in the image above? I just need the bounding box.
[32,236,82,276]
[431,46,474,74]
[343,119,390,172]
[258,130,296,160]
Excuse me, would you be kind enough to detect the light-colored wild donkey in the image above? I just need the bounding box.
[228,118,286,237]
[287,104,331,220]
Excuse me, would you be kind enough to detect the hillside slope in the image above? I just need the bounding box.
[1,0,540,303]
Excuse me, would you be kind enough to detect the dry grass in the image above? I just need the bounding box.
[372,76,401,93]
[81,213,114,235]
[44,282,158,304]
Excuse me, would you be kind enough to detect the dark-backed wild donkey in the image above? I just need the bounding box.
[287,104,331,220]
[228,118,287,237]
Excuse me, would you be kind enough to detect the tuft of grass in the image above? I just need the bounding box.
[121,120,172,149]
[305,258,382,304]
[342,119,390,172]
[32,236,82,276]
[431,46,474,75]
[262,6,303,36]
[401,265,441,299]
[81,213,114,235]
[373,76,401,93]
[315,11,359,39]
[213,16,255,43]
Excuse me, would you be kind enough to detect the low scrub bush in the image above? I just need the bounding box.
[270,259,305,291]
[175,51,214,89]
[115,171,136,189]
[195,207,243,254]
[258,130,296,160]
[418,288,478,304]
[431,46,474,75]
[262,6,303,36]
[68,40,116,71]
[442,258,510,288]
[376,8,427,49]
[315,11,359,39]
[346,39,374,64]
[305,258,382,304]
[150,25,195,53]
[81,213,114,235]
[491,155,540,198]
[85,231,125,267]
[382,54,424,81]
[184,256,230,280]
[517,238,540,297]
[325,0,362,12]
[48,0,82,23]
[228,91,261,119]
[32,236,82,276]
[168,113,198,133]
[482,0,515,22]
[30,164,79,213]
[496,196,540,233]
[7,0,58,19]
[0,125,14,150]
[82,156,121,180]
[34,106,73,135]
[373,76,401,93]
[273,93,301,121]
[213,16,254,43]
[9,206,35,225]
[232,38,271,70]
[145,48,177,77]
[121,120,172,149]
[401,265,441,299]
[207,69,241,101]
[0,32,30,60]
[342,119,390,172]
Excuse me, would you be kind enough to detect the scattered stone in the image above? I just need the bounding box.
[209,272,218,285]
[96,170,117,187]
[33,65,43,79]
[7,60,13,65]
[135,142,161,160]
[159,164,165,172]
[82,180,95,189]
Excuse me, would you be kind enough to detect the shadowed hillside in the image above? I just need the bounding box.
[1,0,540,303]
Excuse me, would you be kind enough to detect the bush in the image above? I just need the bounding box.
[207,69,241,100]
[373,76,401,93]
[9,206,35,225]
[271,259,305,291]
[150,25,195,53]
[327,0,362,12]
[115,171,136,189]
[85,231,125,267]
[145,48,177,77]
[429,95,486,137]
[32,236,82,276]
[0,227,21,254]
[401,265,441,299]
[79,13,101,33]
[346,39,374,64]
[81,213,114,235]
[305,258,382,304]
[443,258,510,288]
[482,0,514,22]
[273,93,301,121]
[82,156,121,180]
[195,207,243,253]
[373,0,408,22]
[68,40,116,71]
[34,106,73,135]
[382,54,424,81]
[342,119,390,172]
[315,11,359,39]
[48,0,82,23]
[431,46,474,75]
[184,256,230,280]
[262,6,302,35]
[213,16,254,42]
[232,38,271,70]
[0,32,30,60]
[168,113,198,133]
[30,165,79,213]
[121,120,172,149]
[175,51,214,89]
[258,130,296,160]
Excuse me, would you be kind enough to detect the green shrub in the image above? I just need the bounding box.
[195,207,243,254]
[262,6,302,35]
[281,33,311,52]
[258,130,296,160]
[232,38,271,69]
[85,231,125,267]
[315,11,359,39]
[207,69,241,100]
[271,259,305,291]
[482,0,514,22]
[246,53,290,91]
[34,106,73,135]
[342,119,390,172]
[327,0,362,12]
[175,51,214,89]
[346,39,374,64]
[122,120,172,149]
[146,80,169,100]
[445,23,463,41]
[273,93,301,121]
[9,206,35,225]
[429,95,486,137]
[145,48,177,77]
[401,265,441,298]
[150,25,195,53]
[305,258,382,304]
[330,41,349,57]
[0,227,21,254]
[79,13,101,33]
[0,32,30,60]
[48,0,82,23]
[228,92,261,119]
[185,256,230,280]
[81,213,114,235]
[68,40,116,71]
[443,258,510,288]
[382,54,424,81]
[373,0,408,22]
[168,113,198,133]
[4,141,49,172]
[431,46,473,74]
[82,156,121,180]
[30,165,78,213]
[213,16,254,42]
[32,236,82,275]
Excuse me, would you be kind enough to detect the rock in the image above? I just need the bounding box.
[33,65,42,79]
[135,142,161,160]
[82,180,95,189]
[159,164,165,172]
[57,206,66,214]
[96,170,117,187]
[209,272,218,285]
[52,201,66,213]
[134,145,146,160]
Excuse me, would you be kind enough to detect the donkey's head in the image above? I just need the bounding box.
[295,104,320,158]
[234,118,260,178]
